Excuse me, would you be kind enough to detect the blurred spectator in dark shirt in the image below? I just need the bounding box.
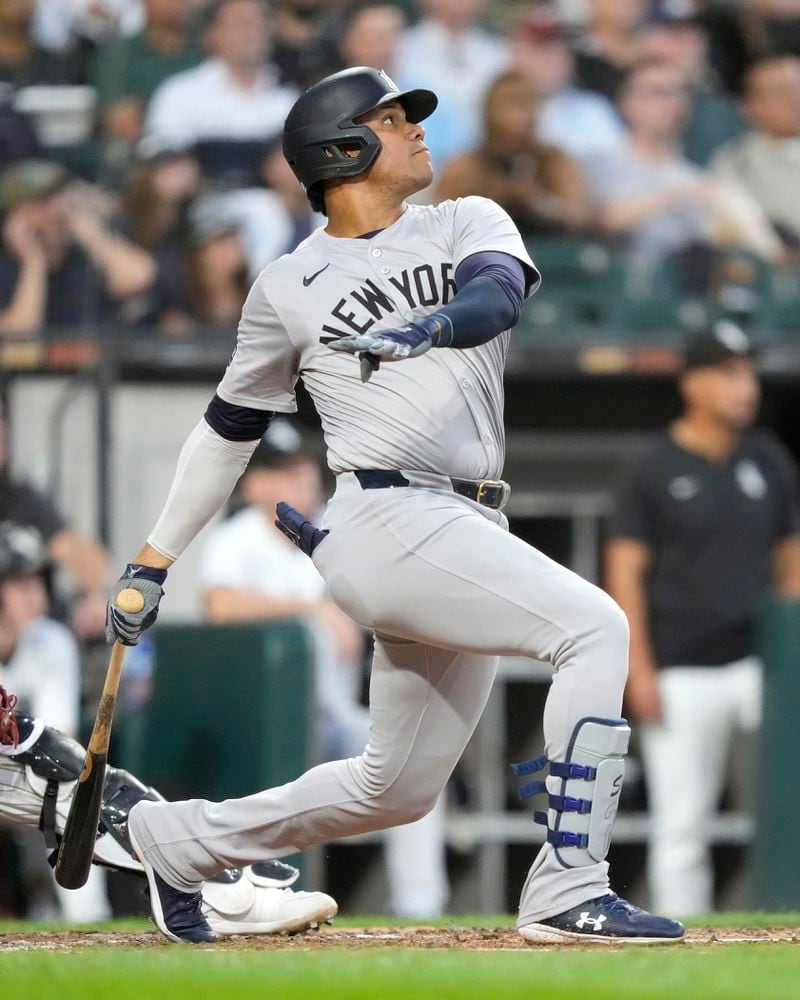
[91,0,203,147]
[744,0,800,59]
[699,1,751,97]
[0,402,112,640]
[123,139,201,334]
[270,0,342,89]
[573,0,649,100]
[144,0,298,188]
[0,160,155,336]
[339,1,406,77]
[0,93,40,171]
[437,70,589,236]
[394,0,508,165]
[712,55,800,249]
[640,0,745,166]
[186,195,248,324]
[585,59,781,278]
[177,136,322,308]
[509,8,624,163]
[0,0,80,86]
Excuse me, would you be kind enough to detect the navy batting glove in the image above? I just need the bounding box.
[327,315,451,382]
[105,563,168,646]
[275,502,329,557]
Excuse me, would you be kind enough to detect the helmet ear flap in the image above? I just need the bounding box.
[302,131,380,216]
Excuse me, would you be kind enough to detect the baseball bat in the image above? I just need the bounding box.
[54,587,145,889]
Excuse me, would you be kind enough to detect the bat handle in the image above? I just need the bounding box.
[116,587,145,614]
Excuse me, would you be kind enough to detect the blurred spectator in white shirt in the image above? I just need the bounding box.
[31,0,145,52]
[0,521,110,922]
[509,8,624,163]
[640,0,745,166]
[144,0,298,187]
[586,58,781,278]
[0,525,78,735]
[394,0,508,165]
[712,55,800,249]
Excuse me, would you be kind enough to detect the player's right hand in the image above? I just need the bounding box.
[105,564,168,646]
[327,322,435,381]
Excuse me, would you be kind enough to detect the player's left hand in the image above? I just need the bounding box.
[327,322,433,382]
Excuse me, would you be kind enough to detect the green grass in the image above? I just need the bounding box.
[3,946,800,1000]
[2,916,799,1000]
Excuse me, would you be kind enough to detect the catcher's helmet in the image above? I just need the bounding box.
[283,67,438,214]
[0,523,47,582]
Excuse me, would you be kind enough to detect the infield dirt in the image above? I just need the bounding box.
[2,925,799,952]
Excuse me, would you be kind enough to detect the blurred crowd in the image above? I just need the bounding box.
[1,0,800,337]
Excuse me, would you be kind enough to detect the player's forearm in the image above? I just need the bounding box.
[605,544,658,673]
[599,188,686,234]
[71,217,156,299]
[773,537,800,598]
[422,254,528,350]
[143,419,259,564]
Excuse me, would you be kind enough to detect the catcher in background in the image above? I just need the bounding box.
[605,323,800,917]
[0,685,337,934]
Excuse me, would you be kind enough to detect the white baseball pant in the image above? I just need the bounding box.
[639,656,762,916]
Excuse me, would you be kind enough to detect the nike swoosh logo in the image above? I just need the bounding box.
[303,263,330,286]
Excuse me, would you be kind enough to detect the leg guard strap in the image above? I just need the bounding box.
[514,716,630,868]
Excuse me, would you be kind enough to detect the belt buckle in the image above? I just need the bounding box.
[476,479,511,511]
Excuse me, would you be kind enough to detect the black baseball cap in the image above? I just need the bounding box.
[247,419,311,470]
[682,322,757,372]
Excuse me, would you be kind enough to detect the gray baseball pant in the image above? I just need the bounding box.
[130,473,629,923]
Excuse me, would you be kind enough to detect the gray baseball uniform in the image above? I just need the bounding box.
[131,196,631,925]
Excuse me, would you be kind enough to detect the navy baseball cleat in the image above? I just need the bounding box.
[128,809,216,944]
[519,893,685,945]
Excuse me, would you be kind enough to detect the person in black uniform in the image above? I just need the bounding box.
[605,321,800,917]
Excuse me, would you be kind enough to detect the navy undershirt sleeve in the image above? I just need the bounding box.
[420,251,529,350]
[204,393,275,441]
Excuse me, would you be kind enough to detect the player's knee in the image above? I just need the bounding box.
[597,591,630,646]
[374,787,439,828]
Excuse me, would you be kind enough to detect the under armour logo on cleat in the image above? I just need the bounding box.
[303,264,330,286]
[575,913,607,932]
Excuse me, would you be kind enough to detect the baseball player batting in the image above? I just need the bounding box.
[107,67,684,945]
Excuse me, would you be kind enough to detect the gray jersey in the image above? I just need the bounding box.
[217,196,539,480]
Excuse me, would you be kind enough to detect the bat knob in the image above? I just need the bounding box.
[116,587,145,614]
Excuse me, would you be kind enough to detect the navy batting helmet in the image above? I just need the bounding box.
[282,67,438,214]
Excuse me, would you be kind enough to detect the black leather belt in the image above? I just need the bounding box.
[353,470,511,511]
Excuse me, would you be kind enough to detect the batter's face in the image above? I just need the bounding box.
[681,358,761,431]
[355,102,433,198]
